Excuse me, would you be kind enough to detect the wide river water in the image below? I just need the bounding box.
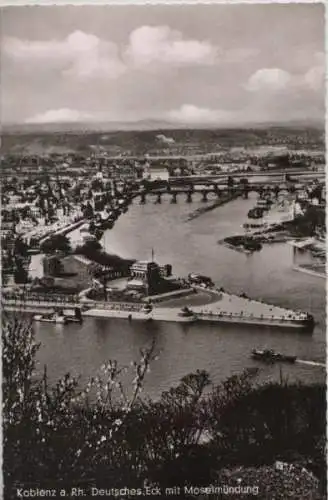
[34,193,326,397]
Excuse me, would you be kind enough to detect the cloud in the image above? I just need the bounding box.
[167,104,235,124]
[25,108,95,123]
[245,68,292,92]
[126,26,217,66]
[299,52,325,91]
[245,62,325,94]
[3,26,259,86]
[303,64,325,91]
[3,31,126,80]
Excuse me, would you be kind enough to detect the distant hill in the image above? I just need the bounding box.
[3,119,184,135]
[3,118,324,135]
[1,119,324,156]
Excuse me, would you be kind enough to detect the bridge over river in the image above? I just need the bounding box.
[131,177,324,203]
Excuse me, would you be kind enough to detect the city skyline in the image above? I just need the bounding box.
[1,3,325,127]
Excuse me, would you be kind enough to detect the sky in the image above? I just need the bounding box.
[1,3,325,126]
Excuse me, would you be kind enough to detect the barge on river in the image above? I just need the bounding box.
[251,349,297,363]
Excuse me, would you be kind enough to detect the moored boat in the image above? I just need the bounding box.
[142,303,153,314]
[64,308,84,324]
[177,306,198,322]
[188,273,214,287]
[33,312,68,324]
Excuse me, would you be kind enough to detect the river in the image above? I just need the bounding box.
[34,192,326,398]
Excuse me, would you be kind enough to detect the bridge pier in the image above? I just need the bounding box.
[242,186,249,199]
[186,191,193,203]
[171,193,178,203]
[155,193,162,204]
[201,191,209,202]
[140,193,146,204]
[212,184,220,196]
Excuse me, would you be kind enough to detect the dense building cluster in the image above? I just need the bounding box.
[1,127,325,292]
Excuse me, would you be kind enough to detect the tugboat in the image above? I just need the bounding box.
[251,349,297,364]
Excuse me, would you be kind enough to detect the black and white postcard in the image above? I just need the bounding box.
[1,1,326,499]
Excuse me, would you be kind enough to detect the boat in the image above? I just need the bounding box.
[256,198,272,210]
[33,312,68,324]
[188,273,214,287]
[248,207,264,219]
[142,303,153,314]
[177,306,198,322]
[251,349,297,363]
[244,239,262,252]
[64,308,84,324]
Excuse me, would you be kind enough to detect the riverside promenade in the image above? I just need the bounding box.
[191,289,310,328]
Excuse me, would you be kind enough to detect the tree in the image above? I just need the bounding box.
[40,234,71,255]
[14,237,29,257]
[76,239,102,255]
[83,202,94,219]
[14,263,29,284]
[227,176,235,193]
[3,316,157,496]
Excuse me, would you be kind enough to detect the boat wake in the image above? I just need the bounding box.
[295,359,325,368]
